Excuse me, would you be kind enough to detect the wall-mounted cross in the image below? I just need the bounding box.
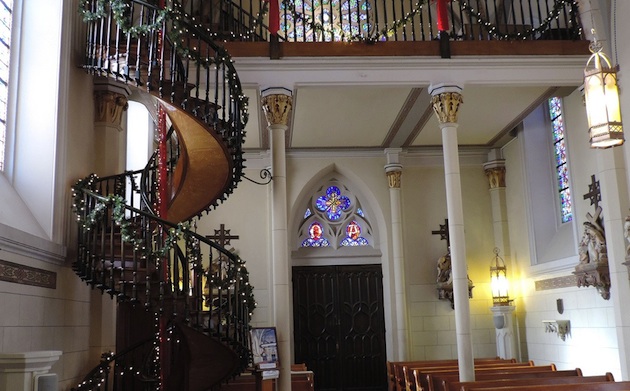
[206,224,239,247]
[583,174,601,210]
[432,219,450,249]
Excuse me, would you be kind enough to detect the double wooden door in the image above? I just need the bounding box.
[292,265,387,391]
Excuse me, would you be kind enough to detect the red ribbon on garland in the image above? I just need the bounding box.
[436,0,450,32]
[263,0,280,36]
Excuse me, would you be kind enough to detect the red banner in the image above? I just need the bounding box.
[436,0,450,32]
[264,0,280,36]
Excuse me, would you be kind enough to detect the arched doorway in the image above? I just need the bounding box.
[291,177,388,391]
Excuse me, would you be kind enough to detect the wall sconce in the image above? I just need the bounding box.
[543,320,571,341]
[490,248,510,306]
[584,30,624,148]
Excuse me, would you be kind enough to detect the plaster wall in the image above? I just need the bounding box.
[503,87,622,379]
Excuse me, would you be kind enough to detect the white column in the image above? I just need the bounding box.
[430,84,474,381]
[385,148,409,360]
[0,351,62,391]
[261,88,293,391]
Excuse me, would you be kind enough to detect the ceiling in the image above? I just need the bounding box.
[241,84,576,152]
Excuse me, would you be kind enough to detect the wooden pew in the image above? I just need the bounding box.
[467,380,630,391]
[388,359,513,391]
[390,359,517,391]
[433,368,583,391]
[415,364,557,391]
[455,373,614,391]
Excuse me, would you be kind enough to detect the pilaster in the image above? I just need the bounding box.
[385,148,408,360]
[93,78,131,176]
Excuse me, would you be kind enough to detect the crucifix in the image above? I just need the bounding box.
[206,224,239,247]
[205,224,239,279]
[583,174,601,210]
[431,219,450,250]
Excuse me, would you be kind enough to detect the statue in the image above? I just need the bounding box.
[577,207,607,265]
[574,204,610,300]
[436,254,453,285]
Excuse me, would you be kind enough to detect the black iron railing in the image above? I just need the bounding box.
[72,173,254,389]
[179,0,582,43]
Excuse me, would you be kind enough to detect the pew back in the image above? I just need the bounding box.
[469,380,630,391]
[454,374,614,391]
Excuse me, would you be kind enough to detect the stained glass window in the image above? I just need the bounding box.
[0,0,11,171]
[548,97,572,223]
[299,180,373,249]
[315,185,351,221]
[340,220,368,246]
[280,0,372,42]
[301,222,330,247]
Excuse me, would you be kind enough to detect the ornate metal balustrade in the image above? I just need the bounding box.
[180,0,583,43]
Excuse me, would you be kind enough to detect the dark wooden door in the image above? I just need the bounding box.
[292,265,387,391]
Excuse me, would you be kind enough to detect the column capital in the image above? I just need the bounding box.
[261,87,293,127]
[429,84,463,125]
[483,160,506,189]
[93,78,131,130]
[386,169,402,189]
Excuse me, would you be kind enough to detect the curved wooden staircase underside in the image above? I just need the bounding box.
[160,100,232,223]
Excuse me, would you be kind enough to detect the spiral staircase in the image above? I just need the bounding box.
[71,1,254,390]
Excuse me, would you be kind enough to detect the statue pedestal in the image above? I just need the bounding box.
[0,351,61,391]
[490,306,519,361]
[574,262,610,300]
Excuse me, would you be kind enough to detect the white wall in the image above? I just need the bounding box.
[504,86,623,379]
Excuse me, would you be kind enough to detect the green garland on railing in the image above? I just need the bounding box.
[280,0,428,43]
[71,175,190,259]
[277,0,580,43]
[72,174,256,317]
[461,0,582,40]
[79,0,170,36]
[78,0,249,128]
[207,249,257,320]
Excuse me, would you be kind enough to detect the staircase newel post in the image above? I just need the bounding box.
[156,102,170,390]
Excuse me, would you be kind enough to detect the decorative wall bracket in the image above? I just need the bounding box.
[543,320,571,341]
[573,262,611,300]
[437,281,474,309]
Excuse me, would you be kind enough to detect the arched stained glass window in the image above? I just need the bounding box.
[0,0,13,171]
[280,0,373,42]
[298,180,373,249]
[548,96,573,223]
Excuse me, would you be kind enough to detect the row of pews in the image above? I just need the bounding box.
[387,358,629,391]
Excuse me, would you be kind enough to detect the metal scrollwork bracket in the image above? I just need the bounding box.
[242,168,273,185]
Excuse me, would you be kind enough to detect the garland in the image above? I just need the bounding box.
[461,0,581,40]
[279,0,427,43]
[275,0,580,43]
[77,0,249,118]
[79,0,170,36]
[207,249,257,320]
[72,174,256,318]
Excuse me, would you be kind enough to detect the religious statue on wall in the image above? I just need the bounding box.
[432,219,474,309]
[574,175,611,299]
